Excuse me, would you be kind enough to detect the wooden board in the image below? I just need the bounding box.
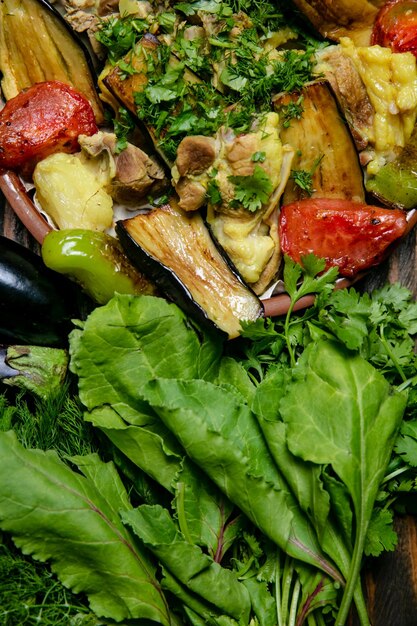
[2,192,417,625]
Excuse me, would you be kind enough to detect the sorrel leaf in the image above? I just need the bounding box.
[0,431,171,624]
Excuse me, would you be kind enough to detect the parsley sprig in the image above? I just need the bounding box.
[282,254,338,366]
[228,165,274,212]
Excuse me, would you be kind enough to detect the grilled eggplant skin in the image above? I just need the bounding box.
[116,202,264,339]
[0,236,80,346]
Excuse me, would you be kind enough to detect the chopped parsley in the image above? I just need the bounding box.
[158,11,176,33]
[175,0,233,17]
[171,28,211,78]
[290,168,314,196]
[133,43,250,161]
[229,165,274,212]
[218,44,317,118]
[96,16,148,63]
[113,107,136,153]
[252,151,266,162]
[206,179,223,205]
[107,0,321,179]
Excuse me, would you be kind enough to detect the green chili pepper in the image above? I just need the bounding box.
[41,229,156,304]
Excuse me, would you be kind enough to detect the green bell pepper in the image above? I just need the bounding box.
[41,229,156,305]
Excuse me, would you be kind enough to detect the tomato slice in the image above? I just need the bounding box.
[0,81,98,176]
[371,0,417,56]
[278,198,408,276]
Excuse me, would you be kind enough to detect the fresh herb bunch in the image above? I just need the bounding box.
[1,258,417,626]
[0,382,97,457]
[239,255,417,541]
[95,15,148,62]
[0,382,100,626]
[0,537,98,626]
[239,255,417,382]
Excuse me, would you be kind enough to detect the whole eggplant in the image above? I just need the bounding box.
[0,236,81,346]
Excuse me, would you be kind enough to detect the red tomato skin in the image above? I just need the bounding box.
[371,0,417,56]
[279,198,408,276]
[0,81,98,176]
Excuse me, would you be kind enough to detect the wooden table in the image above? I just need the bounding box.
[2,191,417,625]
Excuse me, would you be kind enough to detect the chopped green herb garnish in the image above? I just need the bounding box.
[290,168,314,195]
[229,165,274,212]
[158,11,176,32]
[95,16,148,63]
[175,0,233,17]
[206,179,223,205]
[113,107,136,154]
[279,95,305,128]
[290,154,324,196]
[252,151,266,162]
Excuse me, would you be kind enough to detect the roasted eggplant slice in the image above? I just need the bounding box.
[274,81,365,205]
[0,0,104,124]
[116,200,264,339]
[314,46,375,152]
[290,0,378,45]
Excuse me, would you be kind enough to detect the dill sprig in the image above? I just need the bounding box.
[0,382,97,458]
[0,383,103,625]
[0,538,99,626]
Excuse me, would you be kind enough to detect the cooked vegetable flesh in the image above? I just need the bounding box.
[275,81,365,204]
[0,0,104,123]
[116,202,263,338]
[279,197,408,275]
[290,0,378,45]
[371,0,417,57]
[0,81,98,176]
[366,122,417,208]
[33,151,113,231]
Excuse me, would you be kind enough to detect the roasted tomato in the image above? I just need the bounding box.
[0,81,98,176]
[279,198,408,276]
[371,0,417,56]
